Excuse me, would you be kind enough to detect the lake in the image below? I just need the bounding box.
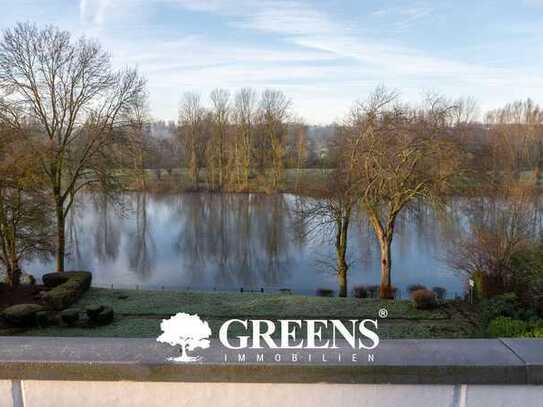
[25,192,467,298]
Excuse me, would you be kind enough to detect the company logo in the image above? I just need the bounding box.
[157,313,212,362]
[158,312,382,363]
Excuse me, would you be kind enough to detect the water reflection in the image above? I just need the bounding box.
[25,192,466,296]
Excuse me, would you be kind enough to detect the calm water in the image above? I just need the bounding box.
[25,193,466,297]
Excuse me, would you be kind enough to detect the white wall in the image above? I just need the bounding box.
[3,380,543,407]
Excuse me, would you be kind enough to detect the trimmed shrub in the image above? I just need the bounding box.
[61,308,80,325]
[316,288,334,297]
[432,287,447,300]
[353,285,369,299]
[411,289,438,310]
[366,285,380,298]
[94,306,114,325]
[487,316,528,337]
[408,284,427,294]
[86,305,104,320]
[1,304,47,327]
[41,271,92,310]
[35,311,50,327]
[42,271,91,289]
[352,285,386,299]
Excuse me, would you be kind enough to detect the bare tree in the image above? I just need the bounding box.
[347,88,461,298]
[448,184,538,298]
[296,124,358,297]
[121,90,151,190]
[486,99,543,184]
[258,89,291,190]
[293,121,308,192]
[209,89,230,190]
[0,114,53,287]
[178,92,206,187]
[233,88,257,190]
[0,22,146,272]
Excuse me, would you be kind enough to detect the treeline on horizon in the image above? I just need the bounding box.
[134,91,543,193]
[1,22,543,306]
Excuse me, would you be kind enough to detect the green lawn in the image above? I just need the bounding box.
[21,288,480,339]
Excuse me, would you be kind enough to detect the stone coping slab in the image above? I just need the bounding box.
[501,339,543,385]
[0,337,540,384]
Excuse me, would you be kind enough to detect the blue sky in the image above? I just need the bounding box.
[2,0,543,124]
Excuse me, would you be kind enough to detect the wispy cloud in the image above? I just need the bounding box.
[79,0,113,26]
[65,0,543,123]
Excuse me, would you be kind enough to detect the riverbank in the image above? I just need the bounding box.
[119,168,331,193]
[18,288,480,338]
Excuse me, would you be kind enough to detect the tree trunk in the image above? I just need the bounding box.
[337,256,348,298]
[336,213,350,298]
[6,261,20,289]
[56,201,65,273]
[378,235,393,299]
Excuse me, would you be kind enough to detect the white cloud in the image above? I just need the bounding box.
[70,0,543,123]
[79,0,113,26]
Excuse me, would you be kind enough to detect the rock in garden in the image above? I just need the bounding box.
[1,304,47,327]
[61,308,80,325]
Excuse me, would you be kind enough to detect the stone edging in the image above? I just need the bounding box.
[0,337,541,384]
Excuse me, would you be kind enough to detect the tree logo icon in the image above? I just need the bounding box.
[157,313,212,362]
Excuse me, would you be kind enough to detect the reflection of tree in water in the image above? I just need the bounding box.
[93,194,122,262]
[254,194,291,286]
[173,193,293,289]
[66,198,86,269]
[127,193,156,279]
[173,193,209,287]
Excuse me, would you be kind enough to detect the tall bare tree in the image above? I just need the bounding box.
[258,89,291,190]
[122,90,150,190]
[233,88,257,190]
[347,88,461,298]
[0,22,146,272]
[0,113,53,287]
[209,89,230,190]
[486,99,543,184]
[178,92,206,187]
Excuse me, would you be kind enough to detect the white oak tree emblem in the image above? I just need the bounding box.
[157,313,212,362]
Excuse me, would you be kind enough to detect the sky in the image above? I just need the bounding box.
[1,0,543,124]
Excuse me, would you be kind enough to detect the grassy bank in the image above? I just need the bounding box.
[119,168,331,193]
[21,288,480,339]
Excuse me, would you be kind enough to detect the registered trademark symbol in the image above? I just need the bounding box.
[378,308,388,318]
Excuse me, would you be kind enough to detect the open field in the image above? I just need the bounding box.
[21,288,480,339]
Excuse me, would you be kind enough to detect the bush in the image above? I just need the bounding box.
[408,284,427,294]
[61,308,80,325]
[316,288,334,297]
[432,287,447,300]
[42,271,92,310]
[487,316,529,337]
[352,285,369,299]
[525,326,543,337]
[1,304,47,327]
[366,285,380,298]
[411,289,438,310]
[479,293,525,327]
